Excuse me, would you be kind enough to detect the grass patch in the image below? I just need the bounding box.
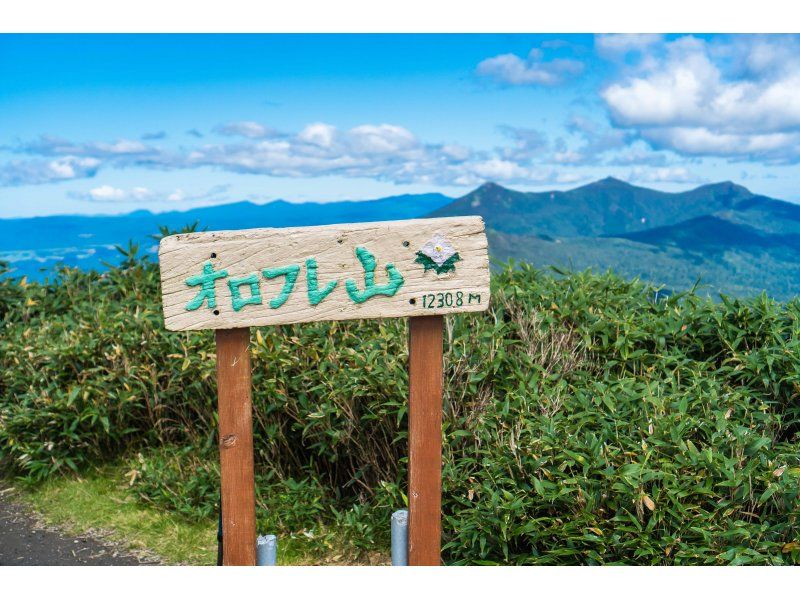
[19,460,382,565]
[21,465,217,565]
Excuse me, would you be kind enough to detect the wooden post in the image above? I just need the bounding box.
[215,327,257,566]
[407,315,444,566]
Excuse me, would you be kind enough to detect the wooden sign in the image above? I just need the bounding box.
[158,216,490,567]
[159,217,490,331]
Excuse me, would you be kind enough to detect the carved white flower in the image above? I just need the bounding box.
[419,233,457,266]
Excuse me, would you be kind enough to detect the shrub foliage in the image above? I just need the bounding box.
[1,248,799,564]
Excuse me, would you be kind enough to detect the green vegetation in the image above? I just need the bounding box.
[1,247,800,564]
[488,230,800,300]
[20,459,368,565]
[21,463,216,565]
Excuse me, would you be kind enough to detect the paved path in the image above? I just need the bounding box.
[0,486,150,566]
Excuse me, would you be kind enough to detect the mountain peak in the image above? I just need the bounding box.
[575,176,636,192]
[596,176,633,187]
[475,181,509,193]
[600,176,628,184]
[697,180,752,195]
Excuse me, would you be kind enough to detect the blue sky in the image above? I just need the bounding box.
[2,33,800,217]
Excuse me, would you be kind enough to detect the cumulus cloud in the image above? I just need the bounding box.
[182,123,458,183]
[178,122,579,186]
[476,47,584,86]
[601,35,800,163]
[0,120,665,190]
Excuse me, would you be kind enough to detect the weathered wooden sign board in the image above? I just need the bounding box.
[158,216,490,566]
[160,217,489,330]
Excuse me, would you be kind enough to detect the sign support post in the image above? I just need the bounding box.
[408,315,444,566]
[215,327,257,566]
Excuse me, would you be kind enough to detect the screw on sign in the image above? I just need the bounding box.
[158,216,490,565]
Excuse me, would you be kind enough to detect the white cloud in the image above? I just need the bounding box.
[606,141,669,167]
[96,140,150,154]
[0,156,101,185]
[496,126,548,161]
[563,115,634,163]
[348,124,417,153]
[70,184,229,203]
[180,122,592,187]
[184,123,429,181]
[440,144,472,161]
[74,185,155,202]
[89,185,127,200]
[18,136,159,158]
[3,132,176,186]
[627,166,705,184]
[167,189,186,202]
[214,121,277,139]
[48,160,80,179]
[2,136,166,185]
[131,186,151,199]
[0,120,680,190]
[470,159,529,181]
[298,123,337,147]
[644,127,800,156]
[601,35,800,163]
[595,34,663,59]
[476,47,584,87]
[552,149,584,164]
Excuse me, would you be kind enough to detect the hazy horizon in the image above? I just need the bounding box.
[4,176,795,221]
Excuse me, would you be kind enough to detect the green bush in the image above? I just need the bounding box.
[1,248,799,564]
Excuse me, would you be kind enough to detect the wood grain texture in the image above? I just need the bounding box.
[216,328,257,566]
[407,316,443,566]
[159,217,489,331]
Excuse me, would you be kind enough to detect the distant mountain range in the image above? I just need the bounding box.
[0,193,451,280]
[5,178,800,299]
[433,178,800,299]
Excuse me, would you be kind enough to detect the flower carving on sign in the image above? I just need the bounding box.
[415,233,461,275]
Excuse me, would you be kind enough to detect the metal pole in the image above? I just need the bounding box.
[216,500,223,566]
[391,510,408,566]
[256,534,278,566]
